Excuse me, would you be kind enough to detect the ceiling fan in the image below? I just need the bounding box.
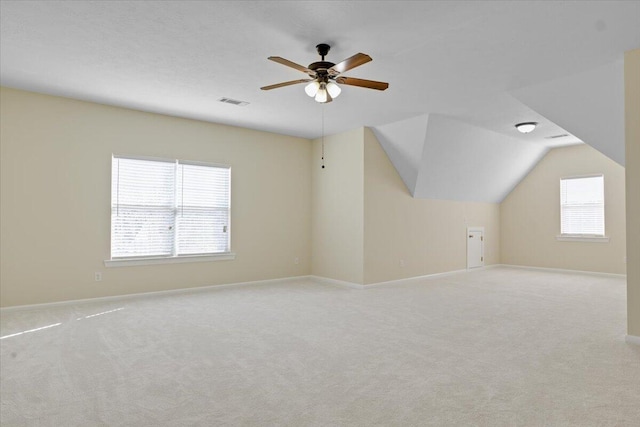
[261,43,389,103]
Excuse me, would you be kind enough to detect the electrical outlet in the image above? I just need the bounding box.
[623,256,627,264]
[294,257,300,265]
[399,259,405,267]
[94,272,102,282]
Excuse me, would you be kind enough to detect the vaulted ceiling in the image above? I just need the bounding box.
[1,1,638,202]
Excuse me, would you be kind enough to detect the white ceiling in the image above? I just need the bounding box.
[1,1,638,143]
[1,1,638,203]
[372,114,548,203]
[511,60,626,166]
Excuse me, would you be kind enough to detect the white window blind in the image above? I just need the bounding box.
[176,163,230,255]
[111,156,230,259]
[560,175,604,236]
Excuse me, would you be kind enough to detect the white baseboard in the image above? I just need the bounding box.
[1,263,625,313]
[625,335,640,346]
[309,275,364,289]
[311,265,500,290]
[0,275,312,313]
[310,263,622,291]
[499,264,626,279]
[363,268,470,288]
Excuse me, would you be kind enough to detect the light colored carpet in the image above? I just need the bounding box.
[1,267,639,426]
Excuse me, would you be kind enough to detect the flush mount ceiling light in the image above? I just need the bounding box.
[261,43,389,103]
[515,122,538,134]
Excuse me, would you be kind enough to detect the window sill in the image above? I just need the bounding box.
[556,235,609,243]
[104,253,236,267]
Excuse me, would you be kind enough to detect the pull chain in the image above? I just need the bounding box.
[321,105,325,169]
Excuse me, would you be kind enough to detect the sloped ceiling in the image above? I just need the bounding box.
[371,56,629,203]
[372,114,548,203]
[370,115,428,193]
[511,60,625,166]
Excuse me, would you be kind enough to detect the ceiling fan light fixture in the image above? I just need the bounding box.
[315,84,328,103]
[515,122,538,134]
[326,81,341,98]
[305,81,320,97]
[261,44,388,101]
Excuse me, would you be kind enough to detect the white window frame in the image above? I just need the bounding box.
[105,155,235,267]
[556,174,609,243]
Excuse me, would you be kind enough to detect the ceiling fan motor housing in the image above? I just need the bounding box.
[308,44,334,80]
[308,61,335,81]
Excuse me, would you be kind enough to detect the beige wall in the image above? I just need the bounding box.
[501,144,626,274]
[363,128,500,284]
[311,128,364,283]
[0,87,312,307]
[625,49,640,336]
[2,86,631,308]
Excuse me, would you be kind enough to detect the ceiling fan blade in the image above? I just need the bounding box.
[336,76,389,91]
[261,79,313,91]
[268,56,314,75]
[328,53,372,75]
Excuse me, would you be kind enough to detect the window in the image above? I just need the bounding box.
[560,175,604,237]
[109,156,231,263]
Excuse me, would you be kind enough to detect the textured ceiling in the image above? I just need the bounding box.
[1,1,638,143]
[1,1,638,203]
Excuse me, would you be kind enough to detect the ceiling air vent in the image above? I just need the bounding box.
[218,97,249,107]
[545,133,569,139]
